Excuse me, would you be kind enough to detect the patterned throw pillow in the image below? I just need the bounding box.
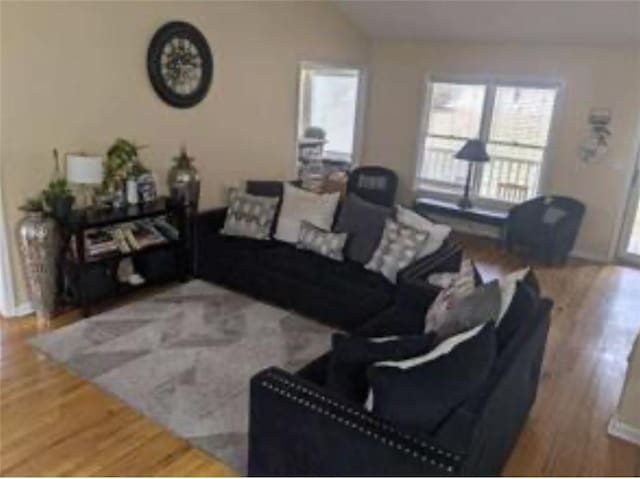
[396,205,452,258]
[365,219,428,283]
[296,221,347,261]
[221,189,279,240]
[425,259,477,332]
[425,280,501,340]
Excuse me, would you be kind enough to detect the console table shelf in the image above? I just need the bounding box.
[60,197,190,317]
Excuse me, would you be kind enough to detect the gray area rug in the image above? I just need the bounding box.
[30,280,335,473]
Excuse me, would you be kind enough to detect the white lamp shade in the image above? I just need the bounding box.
[66,154,103,185]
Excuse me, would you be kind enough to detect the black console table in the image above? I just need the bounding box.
[414,197,509,239]
[60,197,189,317]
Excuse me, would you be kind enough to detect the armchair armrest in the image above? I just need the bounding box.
[249,367,463,476]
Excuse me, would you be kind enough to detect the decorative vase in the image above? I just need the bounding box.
[16,212,59,320]
[168,148,200,207]
[126,178,139,205]
[112,181,126,209]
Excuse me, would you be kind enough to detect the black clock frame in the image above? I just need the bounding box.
[147,21,213,109]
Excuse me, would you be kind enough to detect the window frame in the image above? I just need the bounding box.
[295,61,367,171]
[415,73,565,211]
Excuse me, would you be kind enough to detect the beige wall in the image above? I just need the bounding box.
[0,1,367,310]
[362,41,640,261]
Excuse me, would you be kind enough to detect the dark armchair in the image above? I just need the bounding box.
[505,195,585,265]
[347,166,398,207]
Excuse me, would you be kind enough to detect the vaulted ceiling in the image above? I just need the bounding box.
[338,1,640,46]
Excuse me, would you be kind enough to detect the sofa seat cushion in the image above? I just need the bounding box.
[198,232,279,294]
[256,244,395,329]
[259,244,393,296]
[203,232,278,263]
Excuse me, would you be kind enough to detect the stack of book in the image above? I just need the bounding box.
[80,216,180,261]
[84,229,120,259]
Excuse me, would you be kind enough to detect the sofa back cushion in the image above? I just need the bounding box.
[367,323,496,433]
[246,180,285,198]
[497,280,541,351]
[274,184,340,244]
[326,333,437,403]
[335,193,392,264]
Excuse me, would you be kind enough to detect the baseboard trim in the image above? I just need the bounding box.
[570,248,609,264]
[6,301,34,318]
[608,414,640,446]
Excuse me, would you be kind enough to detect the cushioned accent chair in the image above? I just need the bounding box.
[347,166,398,208]
[505,195,586,265]
[248,295,553,476]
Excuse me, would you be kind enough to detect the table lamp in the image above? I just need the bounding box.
[454,139,489,209]
[66,154,103,208]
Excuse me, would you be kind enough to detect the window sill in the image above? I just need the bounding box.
[414,188,516,213]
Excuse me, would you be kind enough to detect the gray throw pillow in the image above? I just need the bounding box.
[221,189,279,240]
[335,193,392,264]
[296,221,348,261]
[425,280,502,340]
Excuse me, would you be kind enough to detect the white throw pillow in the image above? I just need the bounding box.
[497,267,531,325]
[376,323,485,370]
[396,205,452,258]
[274,184,340,244]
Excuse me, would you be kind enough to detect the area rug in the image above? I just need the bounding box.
[29,280,335,473]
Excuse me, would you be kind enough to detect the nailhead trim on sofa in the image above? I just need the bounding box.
[259,370,462,473]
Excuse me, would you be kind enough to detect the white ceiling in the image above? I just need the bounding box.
[338,1,640,46]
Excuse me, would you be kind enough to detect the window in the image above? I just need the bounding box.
[297,64,363,164]
[417,77,560,204]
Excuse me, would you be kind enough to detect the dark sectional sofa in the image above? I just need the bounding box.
[194,179,552,476]
[195,182,462,332]
[248,287,553,476]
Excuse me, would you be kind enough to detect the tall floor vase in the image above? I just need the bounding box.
[16,212,59,320]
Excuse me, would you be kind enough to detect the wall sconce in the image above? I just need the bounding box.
[580,108,612,163]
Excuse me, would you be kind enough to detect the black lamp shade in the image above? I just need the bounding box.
[455,139,489,163]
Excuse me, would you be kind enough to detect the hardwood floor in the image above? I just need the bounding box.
[1,237,640,476]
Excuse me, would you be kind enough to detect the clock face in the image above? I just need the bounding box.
[147,22,213,108]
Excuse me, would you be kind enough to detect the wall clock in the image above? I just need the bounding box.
[147,21,213,108]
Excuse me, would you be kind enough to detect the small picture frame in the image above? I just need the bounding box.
[137,173,157,202]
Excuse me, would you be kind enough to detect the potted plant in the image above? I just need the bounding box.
[41,150,75,223]
[19,195,45,214]
[104,139,148,188]
[103,138,149,206]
